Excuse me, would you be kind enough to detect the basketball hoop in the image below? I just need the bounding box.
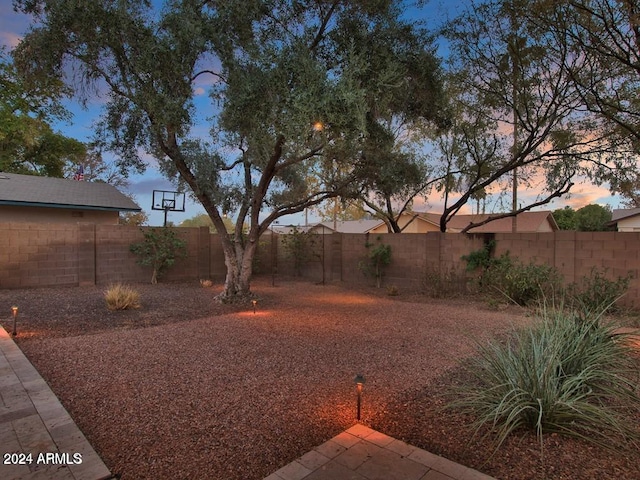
[152,190,185,226]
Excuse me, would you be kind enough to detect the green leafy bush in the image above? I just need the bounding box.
[281,226,318,276]
[104,283,141,310]
[359,238,392,288]
[461,240,496,271]
[452,302,640,452]
[480,253,562,306]
[569,267,632,315]
[130,227,187,284]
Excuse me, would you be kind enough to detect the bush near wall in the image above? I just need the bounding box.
[1,224,639,310]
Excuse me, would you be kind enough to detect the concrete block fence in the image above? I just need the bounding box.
[1,223,638,307]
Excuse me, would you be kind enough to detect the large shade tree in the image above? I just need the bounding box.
[355,121,445,233]
[537,0,640,206]
[0,49,86,176]
[434,0,637,233]
[13,0,447,300]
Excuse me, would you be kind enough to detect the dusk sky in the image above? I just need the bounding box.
[0,1,624,226]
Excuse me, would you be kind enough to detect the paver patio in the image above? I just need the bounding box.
[0,327,112,480]
[264,424,495,480]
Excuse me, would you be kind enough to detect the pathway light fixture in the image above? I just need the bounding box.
[354,373,365,421]
[11,306,18,336]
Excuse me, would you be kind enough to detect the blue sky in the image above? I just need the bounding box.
[0,1,624,226]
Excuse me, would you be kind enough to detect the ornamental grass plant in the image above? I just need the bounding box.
[452,300,640,455]
[104,283,141,311]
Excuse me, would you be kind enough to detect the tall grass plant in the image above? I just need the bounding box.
[105,283,141,310]
[452,301,640,455]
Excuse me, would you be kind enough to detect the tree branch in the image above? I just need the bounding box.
[459,179,574,233]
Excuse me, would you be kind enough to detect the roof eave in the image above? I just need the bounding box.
[0,200,141,212]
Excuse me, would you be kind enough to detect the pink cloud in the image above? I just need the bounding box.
[0,31,21,49]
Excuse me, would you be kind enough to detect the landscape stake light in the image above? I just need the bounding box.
[11,306,18,337]
[354,373,366,421]
[252,299,257,314]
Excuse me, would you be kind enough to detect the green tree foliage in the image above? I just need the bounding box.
[64,147,130,187]
[553,206,577,230]
[312,198,371,224]
[120,209,149,227]
[352,72,450,232]
[179,213,234,233]
[359,237,392,288]
[575,204,612,231]
[569,267,631,315]
[553,204,612,231]
[13,1,447,301]
[0,50,86,176]
[281,226,318,276]
[129,228,187,284]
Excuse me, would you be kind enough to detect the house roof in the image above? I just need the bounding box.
[0,172,141,212]
[446,210,558,233]
[270,219,380,234]
[317,219,382,234]
[611,208,640,222]
[270,225,318,234]
[370,210,558,233]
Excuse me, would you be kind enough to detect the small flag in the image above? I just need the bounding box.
[74,165,84,181]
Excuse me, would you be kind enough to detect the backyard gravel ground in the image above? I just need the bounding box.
[1,279,639,480]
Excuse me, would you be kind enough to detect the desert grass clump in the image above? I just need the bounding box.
[452,301,640,453]
[105,283,141,310]
[568,267,632,315]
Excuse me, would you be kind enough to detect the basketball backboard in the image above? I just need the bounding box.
[152,190,186,226]
[152,190,186,212]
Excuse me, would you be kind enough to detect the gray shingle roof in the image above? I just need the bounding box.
[0,172,141,212]
[318,219,382,233]
[611,208,640,222]
[371,210,558,233]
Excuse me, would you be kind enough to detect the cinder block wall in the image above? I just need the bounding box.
[93,225,206,285]
[1,222,638,307]
[0,223,78,288]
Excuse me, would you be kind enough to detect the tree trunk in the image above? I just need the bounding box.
[217,236,258,302]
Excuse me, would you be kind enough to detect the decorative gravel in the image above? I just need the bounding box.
[2,280,638,480]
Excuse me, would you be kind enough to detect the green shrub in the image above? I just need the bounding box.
[359,237,392,288]
[461,240,496,271]
[129,227,187,284]
[423,265,469,298]
[452,302,640,453]
[105,283,141,310]
[569,267,632,315]
[481,253,562,306]
[281,226,318,276]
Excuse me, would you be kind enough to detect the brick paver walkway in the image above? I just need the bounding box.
[1,324,495,480]
[0,327,112,480]
[264,424,495,480]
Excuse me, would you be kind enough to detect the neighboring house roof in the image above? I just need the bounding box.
[611,208,640,222]
[317,219,382,234]
[270,225,318,234]
[0,172,141,212]
[447,210,558,233]
[271,219,380,234]
[367,210,558,233]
